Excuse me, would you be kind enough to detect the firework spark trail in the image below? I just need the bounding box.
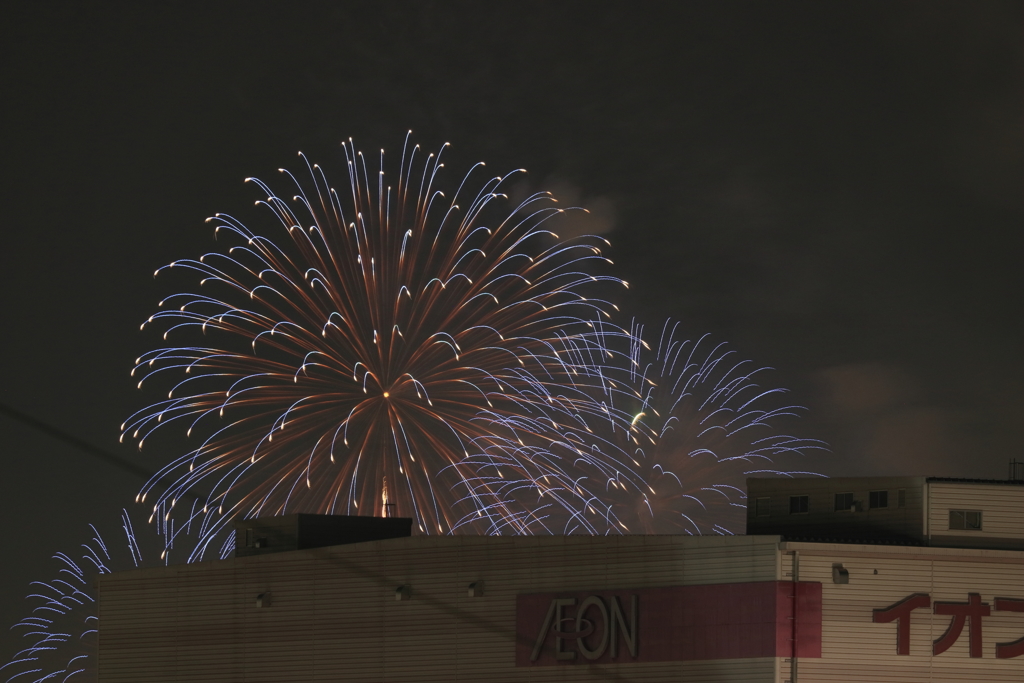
[456,319,829,535]
[1,508,205,683]
[123,134,626,553]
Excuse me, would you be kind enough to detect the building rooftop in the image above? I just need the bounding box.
[925,476,1024,485]
[746,475,1024,550]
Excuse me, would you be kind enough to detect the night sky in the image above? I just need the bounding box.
[1,1,1020,663]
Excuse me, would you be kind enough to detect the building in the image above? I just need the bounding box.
[97,477,1024,682]
[747,476,1024,549]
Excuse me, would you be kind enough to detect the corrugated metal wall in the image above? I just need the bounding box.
[98,534,781,683]
[929,483,1024,542]
[787,541,1024,682]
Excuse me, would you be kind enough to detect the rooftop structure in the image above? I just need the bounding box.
[746,476,1024,549]
[234,513,412,557]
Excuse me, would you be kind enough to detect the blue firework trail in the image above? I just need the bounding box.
[1,509,212,683]
[457,319,828,535]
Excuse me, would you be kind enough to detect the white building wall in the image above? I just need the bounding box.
[789,542,1024,683]
[99,534,1024,683]
[99,534,781,683]
[928,483,1024,542]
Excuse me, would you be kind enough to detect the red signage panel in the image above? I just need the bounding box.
[516,580,821,666]
[794,581,823,658]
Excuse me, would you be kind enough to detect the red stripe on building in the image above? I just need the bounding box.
[516,580,822,666]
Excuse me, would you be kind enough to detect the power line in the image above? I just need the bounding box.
[0,400,208,504]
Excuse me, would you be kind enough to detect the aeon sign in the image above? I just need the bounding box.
[515,581,822,666]
[528,595,638,662]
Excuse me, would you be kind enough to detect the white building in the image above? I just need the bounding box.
[98,477,1024,682]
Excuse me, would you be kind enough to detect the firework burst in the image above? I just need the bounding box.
[123,135,624,550]
[459,319,828,535]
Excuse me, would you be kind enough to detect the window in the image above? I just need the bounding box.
[789,495,809,514]
[897,489,906,508]
[949,510,982,531]
[755,497,771,517]
[834,492,853,512]
[869,490,888,509]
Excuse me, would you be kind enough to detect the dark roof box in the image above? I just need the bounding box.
[234,514,412,557]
